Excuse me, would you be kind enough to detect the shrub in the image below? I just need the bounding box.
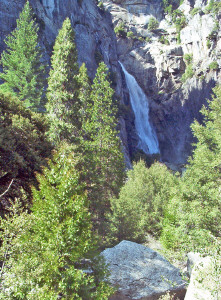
[183,53,193,64]
[127,31,135,38]
[145,36,151,43]
[190,7,202,16]
[114,22,127,38]
[98,1,104,10]
[148,17,159,31]
[209,61,219,70]
[159,35,170,45]
[181,64,194,82]
[108,160,177,243]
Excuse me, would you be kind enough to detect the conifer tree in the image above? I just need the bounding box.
[84,62,125,222]
[77,62,92,138]
[46,18,80,145]
[0,144,113,299]
[0,1,46,110]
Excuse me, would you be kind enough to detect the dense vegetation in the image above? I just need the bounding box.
[0,1,221,298]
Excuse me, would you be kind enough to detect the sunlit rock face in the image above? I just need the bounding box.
[103,0,221,164]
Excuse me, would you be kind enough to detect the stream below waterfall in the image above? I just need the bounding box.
[119,62,160,155]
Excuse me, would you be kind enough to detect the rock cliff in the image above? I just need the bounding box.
[103,0,221,163]
[0,0,221,164]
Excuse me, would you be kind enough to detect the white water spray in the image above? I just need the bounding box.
[119,62,159,155]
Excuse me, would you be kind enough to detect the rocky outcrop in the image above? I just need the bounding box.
[102,240,186,300]
[185,255,220,300]
[103,0,221,164]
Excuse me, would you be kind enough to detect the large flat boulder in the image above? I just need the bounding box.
[102,240,186,300]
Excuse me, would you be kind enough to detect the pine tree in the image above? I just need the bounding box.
[0,144,113,299]
[46,18,80,145]
[0,1,46,110]
[84,62,125,222]
[161,86,221,251]
[77,62,92,139]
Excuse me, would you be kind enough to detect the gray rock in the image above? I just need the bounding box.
[187,252,202,277]
[185,256,219,300]
[102,240,186,300]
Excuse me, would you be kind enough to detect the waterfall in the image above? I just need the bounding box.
[119,62,160,155]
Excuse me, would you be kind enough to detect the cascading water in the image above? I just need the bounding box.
[119,62,160,155]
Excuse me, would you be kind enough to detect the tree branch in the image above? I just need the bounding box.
[0,179,14,198]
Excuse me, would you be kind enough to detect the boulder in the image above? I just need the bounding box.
[102,240,186,300]
[185,256,220,300]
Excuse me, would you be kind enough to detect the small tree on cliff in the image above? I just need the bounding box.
[46,18,80,145]
[0,1,46,110]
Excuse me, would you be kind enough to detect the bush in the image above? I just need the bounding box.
[209,61,219,70]
[108,160,177,243]
[181,64,194,82]
[159,35,170,45]
[127,31,135,38]
[183,53,193,64]
[190,7,202,16]
[114,22,127,38]
[148,17,159,31]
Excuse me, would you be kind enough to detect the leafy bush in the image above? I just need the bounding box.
[190,7,202,16]
[98,1,104,10]
[127,31,135,38]
[183,53,193,64]
[148,17,159,31]
[108,160,177,243]
[159,35,170,45]
[181,64,194,82]
[204,0,221,14]
[114,22,127,38]
[209,61,219,70]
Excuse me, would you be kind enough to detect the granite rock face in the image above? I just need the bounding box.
[103,0,221,164]
[102,240,186,300]
[185,256,219,300]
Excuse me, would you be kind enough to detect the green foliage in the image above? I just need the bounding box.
[46,18,80,145]
[190,7,202,16]
[161,86,221,251]
[183,53,193,64]
[148,17,159,31]
[97,1,104,10]
[109,160,177,243]
[204,0,221,14]
[127,31,135,38]
[209,61,219,70]
[181,54,194,82]
[0,91,52,209]
[0,145,114,299]
[83,62,125,224]
[207,38,212,48]
[159,35,170,45]
[0,1,46,111]
[114,22,126,38]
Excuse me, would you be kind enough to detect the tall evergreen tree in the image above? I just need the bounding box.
[0,1,46,110]
[0,144,113,299]
[46,18,80,145]
[84,62,125,222]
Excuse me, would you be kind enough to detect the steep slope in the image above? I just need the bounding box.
[103,0,221,164]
